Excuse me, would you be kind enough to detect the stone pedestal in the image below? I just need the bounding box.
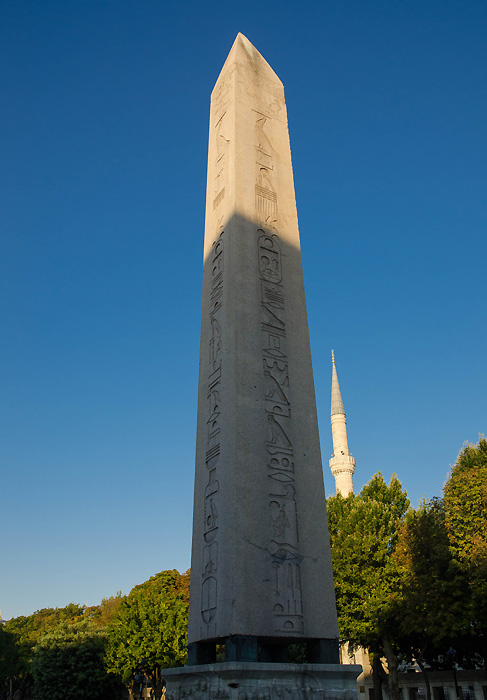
[163,663,362,700]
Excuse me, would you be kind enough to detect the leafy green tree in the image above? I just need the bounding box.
[3,603,86,699]
[444,436,487,564]
[3,595,123,697]
[0,626,20,700]
[31,621,121,700]
[105,570,190,700]
[394,436,487,671]
[327,473,409,700]
[393,498,473,699]
[443,437,487,664]
[395,499,466,643]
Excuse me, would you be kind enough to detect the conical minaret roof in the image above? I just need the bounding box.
[329,351,355,496]
[331,350,345,416]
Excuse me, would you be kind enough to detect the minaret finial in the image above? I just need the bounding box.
[331,349,335,364]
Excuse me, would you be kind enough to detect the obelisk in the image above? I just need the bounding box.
[164,34,361,697]
[188,32,337,663]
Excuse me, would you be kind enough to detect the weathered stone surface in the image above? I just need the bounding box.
[188,33,338,649]
[163,663,362,700]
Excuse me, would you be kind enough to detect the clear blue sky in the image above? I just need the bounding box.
[1,0,486,620]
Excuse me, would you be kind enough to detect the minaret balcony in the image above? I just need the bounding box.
[329,455,356,469]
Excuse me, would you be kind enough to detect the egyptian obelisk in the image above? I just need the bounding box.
[187,31,337,663]
[164,34,360,696]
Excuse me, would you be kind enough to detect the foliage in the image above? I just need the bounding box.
[2,575,187,700]
[2,597,124,699]
[0,626,20,699]
[360,473,410,525]
[4,603,85,663]
[3,603,86,698]
[84,594,123,628]
[105,569,190,700]
[394,441,487,670]
[393,498,473,667]
[327,473,409,649]
[31,620,121,700]
[444,437,487,563]
[327,473,410,700]
[442,437,487,664]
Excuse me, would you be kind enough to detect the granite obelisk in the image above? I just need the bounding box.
[186,33,339,664]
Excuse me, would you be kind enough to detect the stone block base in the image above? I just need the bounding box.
[163,662,362,700]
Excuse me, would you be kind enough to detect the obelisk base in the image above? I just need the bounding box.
[163,662,362,700]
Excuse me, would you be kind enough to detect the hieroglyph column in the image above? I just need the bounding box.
[188,34,339,662]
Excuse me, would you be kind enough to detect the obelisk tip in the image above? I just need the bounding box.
[233,32,253,50]
[214,32,283,91]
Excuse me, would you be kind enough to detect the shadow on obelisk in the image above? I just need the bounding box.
[163,212,362,699]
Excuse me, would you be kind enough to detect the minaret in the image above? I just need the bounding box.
[329,351,355,496]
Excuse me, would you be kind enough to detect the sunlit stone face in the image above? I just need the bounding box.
[188,33,338,651]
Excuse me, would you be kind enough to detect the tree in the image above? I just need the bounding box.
[327,473,410,700]
[394,435,487,673]
[393,498,473,700]
[443,437,487,564]
[443,437,487,664]
[395,498,471,643]
[105,569,190,700]
[3,603,86,699]
[0,626,19,700]
[31,621,121,700]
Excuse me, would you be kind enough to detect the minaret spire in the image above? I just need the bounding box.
[329,351,355,496]
[331,350,345,416]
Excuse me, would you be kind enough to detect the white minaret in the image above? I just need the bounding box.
[329,351,355,496]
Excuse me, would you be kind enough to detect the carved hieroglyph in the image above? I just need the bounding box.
[189,33,338,644]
